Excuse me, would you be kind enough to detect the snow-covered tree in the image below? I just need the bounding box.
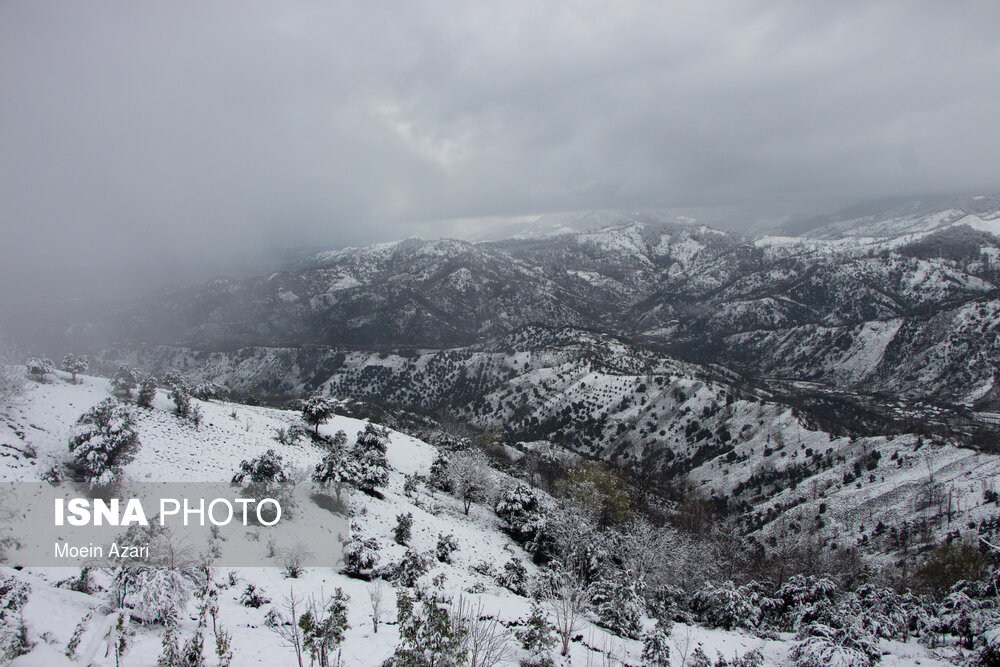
[299,588,350,667]
[547,572,587,656]
[119,567,192,625]
[137,375,157,408]
[590,574,644,639]
[0,574,30,662]
[232,449,287,496]
[691,580,762,631]
[312,447,359,501]
[61,353,88,383]
[68,398,141,486]
[25,356,54,382]
[641,620,672,667]
[429,452,452,493]
[453,596,513,667]
[494,481,546,547]
[448,449,494,515]
[391,586,466,667]
[516,601,556,667]
[351,423,390,494]
[169,382,192,417]
[112,365,138,398]
[394,512,414,545]
[302,396,336,435]
[342,535,380,577]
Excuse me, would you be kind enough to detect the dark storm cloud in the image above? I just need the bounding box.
[2,0,1000,303]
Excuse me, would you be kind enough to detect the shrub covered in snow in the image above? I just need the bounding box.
[690,580,763,631]
[112,364,138,398]
[791,621,881,667]
[0,574,30,661]
[389,585,465,666]
[436,533,458,564]
[68,398,141,485]
[342,535,380,577]
[589,574,644,639]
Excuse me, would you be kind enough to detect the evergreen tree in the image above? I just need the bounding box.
[515,601,556,667]
[299,588,350,667]
[68,398,141,486]
[394,513,414,545]
[312,447,359,501]
[137,376,158,408]
[302,396,336,435]
[641,620,671,667]
[62,353,88,383]
[391,586,466,667]
[112,365,138,398]
[352,424,390,494]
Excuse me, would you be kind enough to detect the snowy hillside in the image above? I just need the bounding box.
[1,372,983,666]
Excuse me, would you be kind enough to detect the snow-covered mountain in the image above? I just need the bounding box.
[68,201,1000,412]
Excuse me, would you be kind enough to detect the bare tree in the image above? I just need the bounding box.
[267,589,305,667]
[367,583,385,634]
[454,596,513,667]
[548,574,587,656]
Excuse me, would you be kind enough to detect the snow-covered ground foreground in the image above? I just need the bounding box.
[0,374,961,665]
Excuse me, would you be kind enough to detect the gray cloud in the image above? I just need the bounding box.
[2,0,1000,307]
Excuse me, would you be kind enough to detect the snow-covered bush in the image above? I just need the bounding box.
[390,585,465,667]
[394,512,414,545]
[516,601,556,667]
[120,567,192,624]
[497,559,528,596]
[61,353,88,383]
[436,533,458,564]
[0,574,30,661]
[383,549,430,588]
[342,535,380,577]
[494,481,546,549]
[137,375,157,407]
[791,621,881,667]
[690,580,762,631]
[589,574,644,639]
[312,447,359,501]
[239,583,270,608]
[641,619,672,666]
[232,449,287,494]
[68,398,141,486]
[192,381,229,402]
[112,364,138,398]
[25,356,55,382]
[0,337,24,405]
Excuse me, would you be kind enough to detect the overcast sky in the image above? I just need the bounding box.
[2,0,1000,303]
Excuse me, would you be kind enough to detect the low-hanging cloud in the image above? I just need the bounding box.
[2,0,999,308]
